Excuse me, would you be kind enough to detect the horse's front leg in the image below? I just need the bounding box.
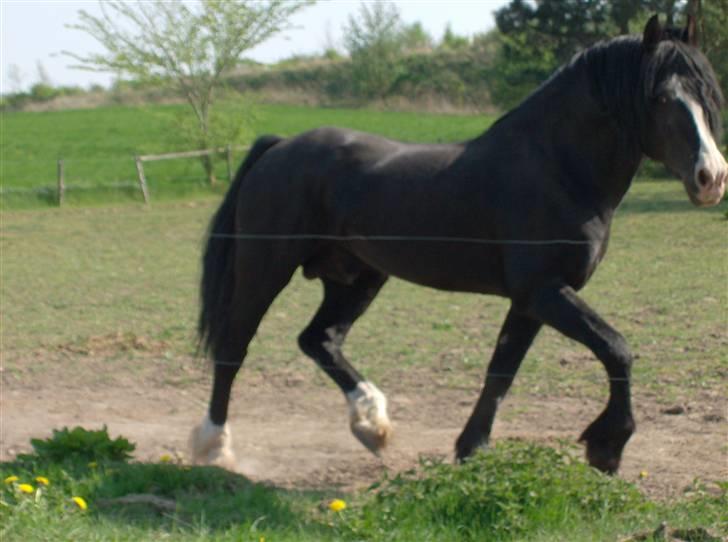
[456,308,542,461]
[525,282,635,474]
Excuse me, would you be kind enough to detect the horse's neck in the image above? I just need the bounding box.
[511,66,644,215]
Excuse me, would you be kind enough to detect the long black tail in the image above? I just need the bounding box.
[198,135,282,356]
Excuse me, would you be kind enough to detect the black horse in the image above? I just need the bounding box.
[190,16,726,474]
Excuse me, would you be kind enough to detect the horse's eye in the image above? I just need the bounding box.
[657,95,668,105]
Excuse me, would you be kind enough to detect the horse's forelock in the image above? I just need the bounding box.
[645,41,724,140]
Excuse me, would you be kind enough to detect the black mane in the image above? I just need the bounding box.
[508,33,724,143]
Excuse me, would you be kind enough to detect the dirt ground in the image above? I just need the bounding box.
[1,345,726,501]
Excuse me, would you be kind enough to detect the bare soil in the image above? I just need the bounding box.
[1,342,725,501]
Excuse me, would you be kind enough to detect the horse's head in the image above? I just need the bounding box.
[640,15,726,207]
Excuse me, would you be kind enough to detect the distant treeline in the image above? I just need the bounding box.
[228,39,499,112]
[3,0,726,118]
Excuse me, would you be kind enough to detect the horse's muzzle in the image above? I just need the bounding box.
[689,163,727,207]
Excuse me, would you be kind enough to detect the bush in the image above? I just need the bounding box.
[336,441,648,541]
[21,426,135,465]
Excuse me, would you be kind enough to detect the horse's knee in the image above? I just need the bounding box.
[598,333,633,375]
[297,327,325,358]
[189,415,236,470]
[346,381,392,455]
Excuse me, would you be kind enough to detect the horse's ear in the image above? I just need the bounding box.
[643,14,662,52]
[684,14,698,46]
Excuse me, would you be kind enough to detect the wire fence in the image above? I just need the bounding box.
[1,156,726,398]
[0,145,248,205]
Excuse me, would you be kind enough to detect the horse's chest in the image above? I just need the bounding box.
[565,235,610,291]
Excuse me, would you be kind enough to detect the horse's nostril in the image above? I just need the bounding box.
[697,168,713,188]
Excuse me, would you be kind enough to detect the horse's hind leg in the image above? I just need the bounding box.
[298,269,391,454]
[190,245,298,469]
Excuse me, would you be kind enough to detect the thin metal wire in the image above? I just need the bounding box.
[206,359,632,382]
[208,233,597,246]
[0,175,218,192]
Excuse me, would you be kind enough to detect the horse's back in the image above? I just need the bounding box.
[236,126,464,231]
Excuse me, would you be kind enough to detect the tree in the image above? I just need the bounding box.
[489,0,695,111]
[36,61,52,86]
[697,0,728,92]
[343,1,404,102]
[495,0,613,64]
[65,0,313,183]
[400,22,433,52]
[7,64,25,93]
[441,24,470,50]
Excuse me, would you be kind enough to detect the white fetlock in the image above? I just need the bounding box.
[346,381,392,455]
[188,415,237,470]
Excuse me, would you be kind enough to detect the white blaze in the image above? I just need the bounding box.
[676,85,727,203]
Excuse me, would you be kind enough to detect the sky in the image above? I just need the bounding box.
[0,0,509,93]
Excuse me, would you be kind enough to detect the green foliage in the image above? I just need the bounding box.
[487,31,558,110]
[1,84,86,112]
[157,91,258,182]
[700,0,728,92]
[0,103,494,210]
[2,436,726,541]
[65,0,314,181]
[495,0,614,64]
[1,445,328,542]
[487,0,708,110]
[343,1,405,101]
[336,441,648,541]
[400,21,433,52]
[440,23,470,50]
[23,427,135,465]
[29,83,58,102]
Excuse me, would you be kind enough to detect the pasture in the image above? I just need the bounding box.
[0,103,491,209]
[1,104,726,540]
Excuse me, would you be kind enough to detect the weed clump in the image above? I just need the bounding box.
[22,426,135,465]
[338,440,647,540]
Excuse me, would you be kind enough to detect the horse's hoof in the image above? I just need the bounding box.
[579,412,635,474]
[454,434,488,463]
[347,381,392,455]
[580,438,622,474]
[351,418,392,456]
[189,416,237,470]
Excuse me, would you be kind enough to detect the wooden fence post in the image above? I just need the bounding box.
[226,145,233,183]
[57,159,65,206]
[134,155,150,204]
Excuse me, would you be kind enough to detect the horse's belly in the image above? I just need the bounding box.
[349,242,507,295]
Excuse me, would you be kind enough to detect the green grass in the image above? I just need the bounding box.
[1,104,726,540]
[2,181,725,402]
[2,439,725,542]
[0,103,493,209]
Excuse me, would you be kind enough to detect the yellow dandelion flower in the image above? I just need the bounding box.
[71,496,88,510]
[4,475,18,484]
[17,484,34,494]
[259,537,265,542]
[159,454,172,463]
[328,498,347,512]
[639,470,649,479]
[35,476,50,486]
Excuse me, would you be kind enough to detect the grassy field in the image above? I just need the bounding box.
[2,182,725,400]
[1,435,725,542]
[0,103,493,209]
[2,104,727,540]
